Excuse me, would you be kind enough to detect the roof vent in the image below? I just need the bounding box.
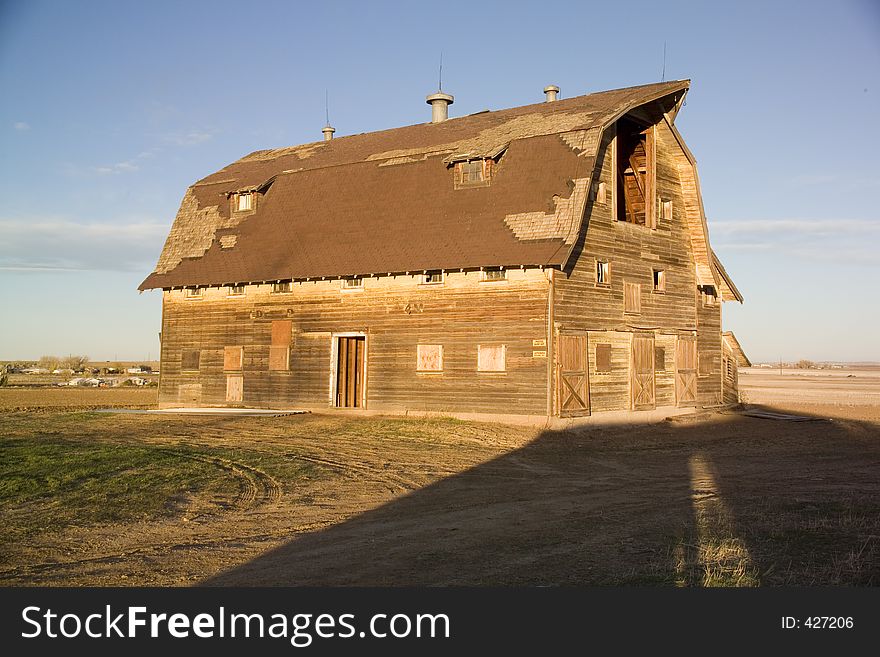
[322,124,335,141]
[544,85,560,102]
[426,91,454,123]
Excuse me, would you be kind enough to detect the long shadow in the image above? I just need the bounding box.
[202,410,880,586]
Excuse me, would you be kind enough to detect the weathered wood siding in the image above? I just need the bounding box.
[159,269,550,414]
[554,117,714,412]
[696,295,723,406]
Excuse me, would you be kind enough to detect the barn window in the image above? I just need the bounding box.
[269,320,291,371]
[624,281,641,314]
[595,343,612,373]
[482,268,507,282]
[185,287,203,299]
[701,285,717,307]
[236,193,252,212]
[597,181,607,205]
[455,159,492,188]
[614,119,656,228]
[223,346,243,372]
[181,350,200,372]
[655,346,666,372]
[653,269,666,292]
[477,344,506,372]
[228,284,245,296]
[662,200,673,222]
[342,277,363,289]
[699,355,717,377]
[596,260,610,286]
[422,271,444,285]
[417,344,443,372]
[272,281,292,294]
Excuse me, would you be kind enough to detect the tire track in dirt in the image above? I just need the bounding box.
[158,448,282,508]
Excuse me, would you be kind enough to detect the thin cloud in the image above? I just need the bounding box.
[711,218,880,265]
[0,217,168,272]
[13,121,30,131]
[164,130,214,146]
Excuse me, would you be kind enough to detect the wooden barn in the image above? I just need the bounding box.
[140,80,744,420]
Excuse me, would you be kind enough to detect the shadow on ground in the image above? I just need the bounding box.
[203,408,880,586]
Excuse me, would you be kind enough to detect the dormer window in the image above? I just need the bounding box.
[454,158,492,188]
[236,193,252,212]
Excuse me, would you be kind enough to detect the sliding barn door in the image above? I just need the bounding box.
[557,333,590,417]
[631,334,656,410]
[336,336,365,408]
[675,336,698,407]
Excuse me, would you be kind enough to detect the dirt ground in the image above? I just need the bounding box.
[0,373,878,586]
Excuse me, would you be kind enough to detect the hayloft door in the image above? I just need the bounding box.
[631,333,656,410]
[675,336,698,406]
[336,336,365,408]
[226,375,243,403]
[557,333,590,417]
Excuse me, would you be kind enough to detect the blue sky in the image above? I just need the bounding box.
[1,0,878,362]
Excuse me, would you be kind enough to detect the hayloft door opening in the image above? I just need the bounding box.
[631,334,656,410]
[335,336,365,408]
[675,336,698,406]
[557,333,590,417]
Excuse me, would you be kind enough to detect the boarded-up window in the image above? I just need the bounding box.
[624,282,641,314]
[181,350,200,372]
[655,346,666,372]
[417,344,443,372]
[699,355,717,377]
[269,320,291,371]
[477,344,506,372]
[597,181,607,205]
[595,343,612,373]
[662,200,673,222]
[224,346,243,371]
[596,260,610,285]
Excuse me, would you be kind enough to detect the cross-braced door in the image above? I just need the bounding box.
[557,334,590,417]
[631,334,656,410]
[675,336,698,406]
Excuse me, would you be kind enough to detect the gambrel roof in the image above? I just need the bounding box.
[139,80,732,292]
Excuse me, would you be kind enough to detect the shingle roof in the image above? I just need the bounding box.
[139,80,689,290]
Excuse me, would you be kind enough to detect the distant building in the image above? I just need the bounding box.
[141,80,743,419]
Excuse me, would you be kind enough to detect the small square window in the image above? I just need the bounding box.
[596,260,610,285]
[456,159,488,187]
[423,271,444,285]
[477,344,506,372]
[185,287,203,298]
[417,344,443,372]
[272,281,292,294]
[236,193,252,212]
[482,268,506,282]
[181,349,200,372]
[342,278,363,289]
[228,284,245,296]
[653,269,666,292]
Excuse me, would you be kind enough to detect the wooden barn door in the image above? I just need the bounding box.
[631,333,656,410]
[557,333,590,417]
[336,336,365,408]
[675,336,698,407]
